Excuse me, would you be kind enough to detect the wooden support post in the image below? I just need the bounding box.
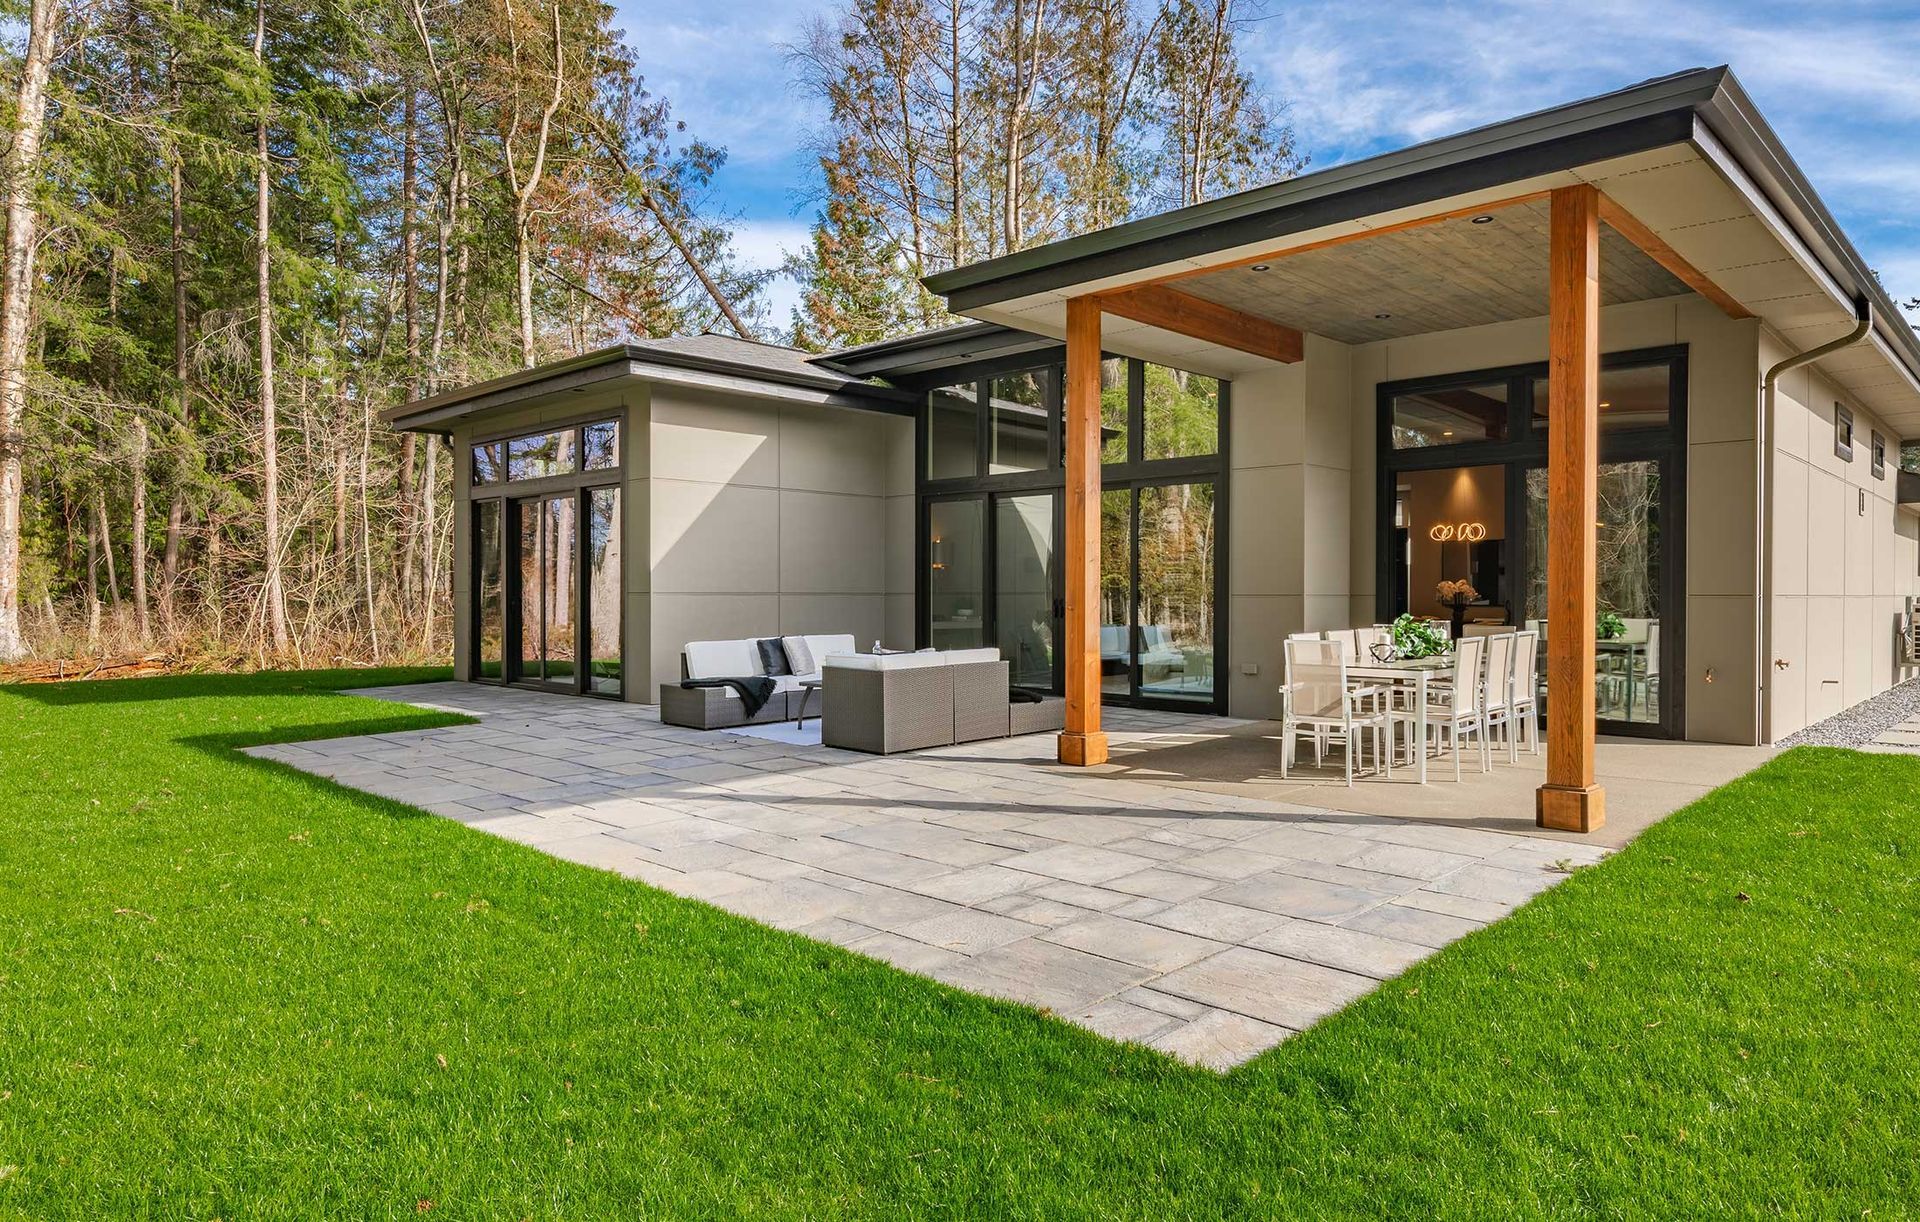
[1537,185,1605,832]
[1059,296,1108,766]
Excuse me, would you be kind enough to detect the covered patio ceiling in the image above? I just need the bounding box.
[1173,196,1688,346]
[939,94,1920,436]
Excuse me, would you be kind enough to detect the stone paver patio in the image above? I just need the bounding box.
[247,682,1608,1069]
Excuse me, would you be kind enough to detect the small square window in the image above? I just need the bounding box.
[1834,404,1854,462]
[472,442,503,486]
[1871,430,1886,479]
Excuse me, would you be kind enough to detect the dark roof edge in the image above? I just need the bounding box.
[925,67,1727,307]
[383,342,914,433]
[816,321,1059,378]
[1693,76,1920,398]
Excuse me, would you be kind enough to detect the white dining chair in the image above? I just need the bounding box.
[1393,635,1487,781]
[1510,629,1541,753]
[1479,631,1519,763]
[1280,638,1392,786]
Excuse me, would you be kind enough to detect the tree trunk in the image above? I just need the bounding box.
[161,0,189,632]
[254,0,289,653]
[0,0,59,663]
[95,487,122,613]
[130,414,149,636]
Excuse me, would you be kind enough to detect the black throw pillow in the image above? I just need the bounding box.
[756,638,791,676]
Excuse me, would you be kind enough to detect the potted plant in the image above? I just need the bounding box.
[1390,613,1450,660]
[1597,610,1625,640]
[1435,579,1479,640]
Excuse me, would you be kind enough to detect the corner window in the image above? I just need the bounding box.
[1872,430,1886,479]
[584,420,620,471]
[1835,404,1855,462]
[508,429,579,481]
[472,420,618,487]
[473,441,503,487]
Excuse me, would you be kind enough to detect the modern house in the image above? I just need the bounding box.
[386,67,1920,831]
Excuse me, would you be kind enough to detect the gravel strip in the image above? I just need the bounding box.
[1776,676,1920,749]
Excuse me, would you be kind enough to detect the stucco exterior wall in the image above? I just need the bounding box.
[643,386,915,701]
[1225,333,1352,719]
[1763,339,1920,741]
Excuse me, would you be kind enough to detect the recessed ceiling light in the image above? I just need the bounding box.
[1442,430,1454,437]
[1599,401,1611,408]
[1249,263,1270,272]
[1470,214,1495,224]
[1374,312,1391,320]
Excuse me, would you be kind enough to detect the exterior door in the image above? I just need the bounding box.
[510,494,578,689]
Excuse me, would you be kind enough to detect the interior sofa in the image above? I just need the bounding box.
[821,648,1065,754]
[659,633,854,729]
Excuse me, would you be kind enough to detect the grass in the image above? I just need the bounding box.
[1,669,1917,1217]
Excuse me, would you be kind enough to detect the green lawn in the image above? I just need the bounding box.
[2,670,1916,1217]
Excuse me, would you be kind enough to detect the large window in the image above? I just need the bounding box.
[919,355,1227,712]
[470,415,624,698]
[1377,348,1685,738]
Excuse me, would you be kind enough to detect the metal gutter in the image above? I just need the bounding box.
[1693,79,1920,406]
[1755,298,1875,744]
[925,67,1725,309]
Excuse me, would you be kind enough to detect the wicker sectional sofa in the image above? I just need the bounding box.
[658,634,1064,753]
[658,634,855,730]
[820,649,1064,754]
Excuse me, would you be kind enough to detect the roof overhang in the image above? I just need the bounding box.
[383,344,916,436]
[924,67,1920,435]
[817,321,1063,381]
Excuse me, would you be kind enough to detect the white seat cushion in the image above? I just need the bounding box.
[824,651,947,671]
[684,639,762,680]
[943,648,1002,665]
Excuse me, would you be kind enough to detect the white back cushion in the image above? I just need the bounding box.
[684,639,762,679]
[803,634,856,666]
[1100,625,1126,656]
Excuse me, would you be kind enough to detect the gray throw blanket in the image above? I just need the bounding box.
[681,676,777,716]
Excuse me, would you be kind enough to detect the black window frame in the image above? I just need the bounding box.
[468,412,626,699]
[1871,429,1886,479]
[1375,345,1688,740]
[1835,403,1855,462]
[911,352,1231,714]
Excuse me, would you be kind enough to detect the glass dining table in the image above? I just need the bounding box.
[1343,653,1455,784]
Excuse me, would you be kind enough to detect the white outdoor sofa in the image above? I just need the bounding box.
[659,633,855,730]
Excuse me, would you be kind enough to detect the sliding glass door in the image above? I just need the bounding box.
[514,494,578,689]
[925,491,1059,689]
[918,355,1229,713]
[1102,479,1219,705]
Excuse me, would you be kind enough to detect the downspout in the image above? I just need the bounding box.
[1755,295,1873,744]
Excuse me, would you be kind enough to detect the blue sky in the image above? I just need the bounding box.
[619,0,1920,329]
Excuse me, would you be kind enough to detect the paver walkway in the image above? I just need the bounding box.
[248,683,1607,1069]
